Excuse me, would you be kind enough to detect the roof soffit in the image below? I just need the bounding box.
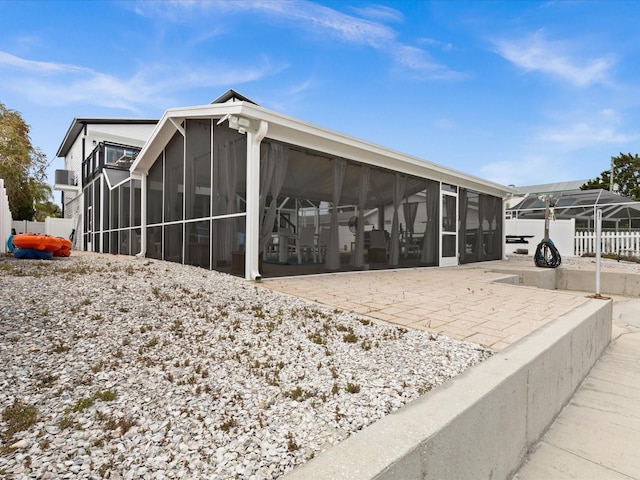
[56,118,158,158]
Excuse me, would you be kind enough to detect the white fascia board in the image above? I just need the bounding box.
[132,101,513,198]
[237,103,513,198]
[131,104,244,174]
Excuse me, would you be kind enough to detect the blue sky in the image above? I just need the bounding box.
[1,0,640,204]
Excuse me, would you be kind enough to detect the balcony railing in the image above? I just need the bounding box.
[82,142,141,185]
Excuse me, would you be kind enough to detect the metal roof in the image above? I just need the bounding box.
[513,180,589,195]
[210,89,258,105]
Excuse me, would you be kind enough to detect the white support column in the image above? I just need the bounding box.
[245,120,268,280]
[135,172,147,257]
[99,175,105,253]
[502,197,507,260]
[595,208,602,296]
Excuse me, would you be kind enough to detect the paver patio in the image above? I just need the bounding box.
[261,264,591,350]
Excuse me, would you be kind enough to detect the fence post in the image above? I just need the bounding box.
[596,209,602,296]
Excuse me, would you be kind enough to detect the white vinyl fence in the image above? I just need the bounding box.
[575,231,640,257]
[0,178,12,254]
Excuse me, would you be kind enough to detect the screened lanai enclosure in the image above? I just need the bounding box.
[101,113,503,279]
[508,189,640,230]
[82,141,143,255]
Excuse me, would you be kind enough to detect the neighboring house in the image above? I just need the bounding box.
[55,90,512,280]
[505,180,640,258]
[54,118,158,249]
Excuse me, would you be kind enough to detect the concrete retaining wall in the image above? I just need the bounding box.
[486,266,640,297]
[556,269,640,297]
[283,299,612,480]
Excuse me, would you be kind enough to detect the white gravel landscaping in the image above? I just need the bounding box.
[0,252,492,479]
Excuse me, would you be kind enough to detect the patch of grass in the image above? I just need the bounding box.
[58,415,75,430]
[49,342,70,354]
[342,328,358,343]
[1,400,38,442]
[91,360,106,374]
[66,390,117,413]
[285,387,306,401]
[0,263,16,274]
[308,332,326,345]
[94,390,117,402]
[68,397,95,413]
[286,432,299,452]
[104,415,135,435]
[219,417,237,432]
[345,382,361,394]
[418,385,433,395]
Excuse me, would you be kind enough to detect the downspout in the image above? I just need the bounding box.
[502,196,507,260]
[245,120,268,280]
[99,175,105,253]
[135,171,147,258]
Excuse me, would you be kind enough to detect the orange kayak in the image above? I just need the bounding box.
[54,238,72,257]
[12,234,67,254]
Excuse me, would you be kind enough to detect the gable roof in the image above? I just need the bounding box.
[131,99,513,199]
[56,118,158,158]
[210,89,258,105]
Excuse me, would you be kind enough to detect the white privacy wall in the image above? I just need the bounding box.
[0,179,11,254]
[505,218,576,257]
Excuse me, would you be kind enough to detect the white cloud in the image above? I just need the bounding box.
[247,1,396,48]
[418,37,454,52]
[349,5,404,23]
[0,51,90,75]
[286,78,318,96]
[480,156,572,187]
[0,51,282,112]
[133,0,462,80]
[538,108,638,148]
[492,31,614,87]
[540,123,637,146]
[393,45,463,80]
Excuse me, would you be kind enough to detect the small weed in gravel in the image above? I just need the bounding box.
[67,390,117,413]
[345,382,361,394]
[1,400,38,442]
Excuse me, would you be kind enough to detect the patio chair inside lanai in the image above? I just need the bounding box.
[257,142,442,273]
